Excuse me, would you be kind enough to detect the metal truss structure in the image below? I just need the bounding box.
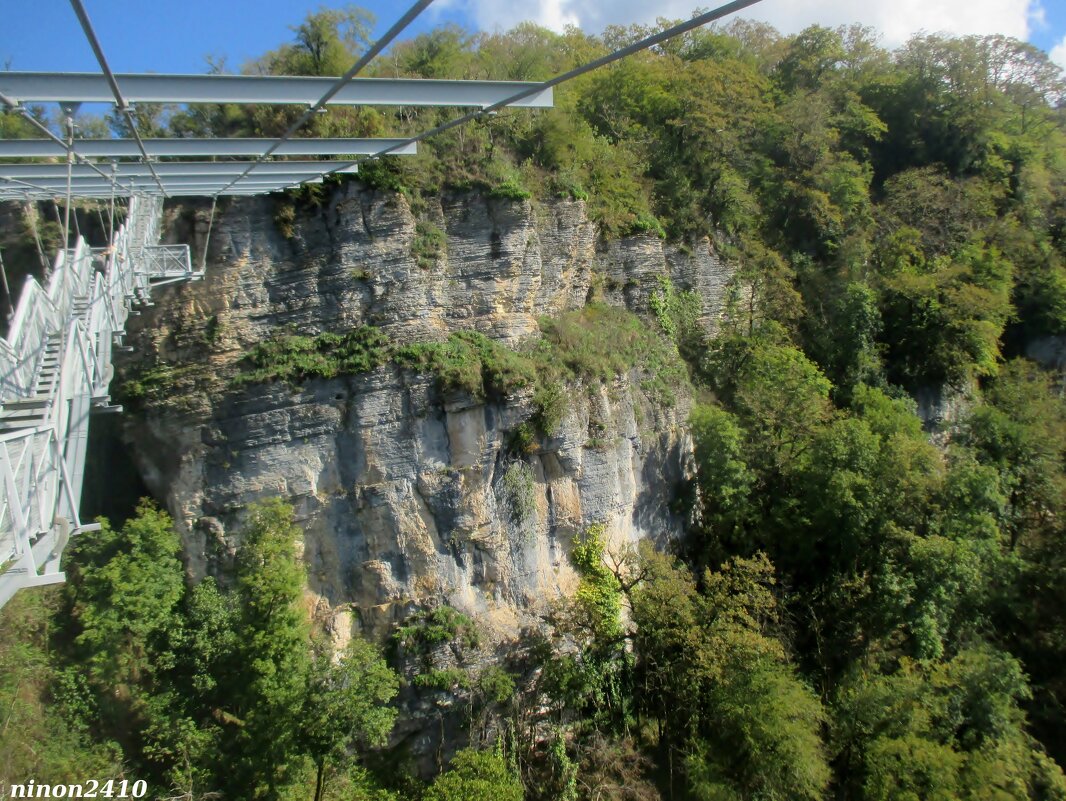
[0,0,761,606]
[0,195,196,607]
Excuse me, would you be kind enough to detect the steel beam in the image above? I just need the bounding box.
[1,173,314,185]
[0,184,278,198]
[0,186,294,198]
[0,186,305,199]
[167,187,291,195]
[0,72,554,108]
[0,189,303,198]
[0,161,360,179]
[0,184,306,198]
[0,138,415,159]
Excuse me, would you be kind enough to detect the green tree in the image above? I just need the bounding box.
[632,551,830,800]
[0,590,122,788]
[688,403,756,557]
[65,501,184,717]
[255,5,373,76]
[701,331,833,477]
[879,242,1013,388]
[774,26,846,93]
[222,499,312,799]
[301,638,400,801]
[832,647,1066,801]
[424,748,524,801]
[145,577,240,797]
[960,360,1066,761]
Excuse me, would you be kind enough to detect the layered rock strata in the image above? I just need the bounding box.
[118,184,737,639]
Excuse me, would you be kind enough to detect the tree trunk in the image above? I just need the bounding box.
[313,757,325,801]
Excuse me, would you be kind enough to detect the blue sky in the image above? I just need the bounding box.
[1,1,470,74]
[2,0,1065,75]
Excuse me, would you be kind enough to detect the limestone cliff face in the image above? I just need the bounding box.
[1025,335,1066,375]
[118,183,736,640]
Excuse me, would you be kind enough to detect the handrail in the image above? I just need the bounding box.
[2,280,59,398]
[8,274,46,352]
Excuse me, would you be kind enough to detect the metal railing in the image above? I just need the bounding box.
[143,244,196,285]
[0,194,199,607]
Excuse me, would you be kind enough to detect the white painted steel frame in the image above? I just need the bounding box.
[0,161,361,179]
[2,176,322,190]
[0,196,197,606]
[0,163,340,198]
[0,185,307,200]
[0,138,417,159]
[0,188,291,199]
[5,176,319,188]
[0,72,554,108]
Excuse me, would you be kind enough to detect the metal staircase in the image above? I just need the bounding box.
[0,195,200,607]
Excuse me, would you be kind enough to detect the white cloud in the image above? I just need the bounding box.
[444,0,576,33]
[1051,34,1066,71]
[1028,1,1047,31]
[455,0,1043,49]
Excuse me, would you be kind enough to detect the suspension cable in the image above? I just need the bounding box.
[108,164,116,242]
[0,247,12,322]
[51,198,64,236]
[63,114,74,248]
[214,0,434,196]
[68,0,168,197]
[27,199,48,272]
[200,196,217,274]
[95,202,107,243]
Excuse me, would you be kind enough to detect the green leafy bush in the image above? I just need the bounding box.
[118,362,208,412]
[273,199,297,239]
[395,330,536,400]
[488,176,532,201]
[413,668,472,692]
[394,606,480,653]
[412,220,447,269]
[626,212,666,238]
[501,460,537,526]
[357,156,412,194]
[476,666,516,705]
[424,748,523,801]
[233,326,392,385]
[538,304,689,406]
[649,275,705,364]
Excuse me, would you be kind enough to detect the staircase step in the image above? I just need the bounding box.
[1,403,49,417]
[2,397,52,409]
[0,420,47,434]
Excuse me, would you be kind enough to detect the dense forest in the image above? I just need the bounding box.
[2,6,1066,800]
